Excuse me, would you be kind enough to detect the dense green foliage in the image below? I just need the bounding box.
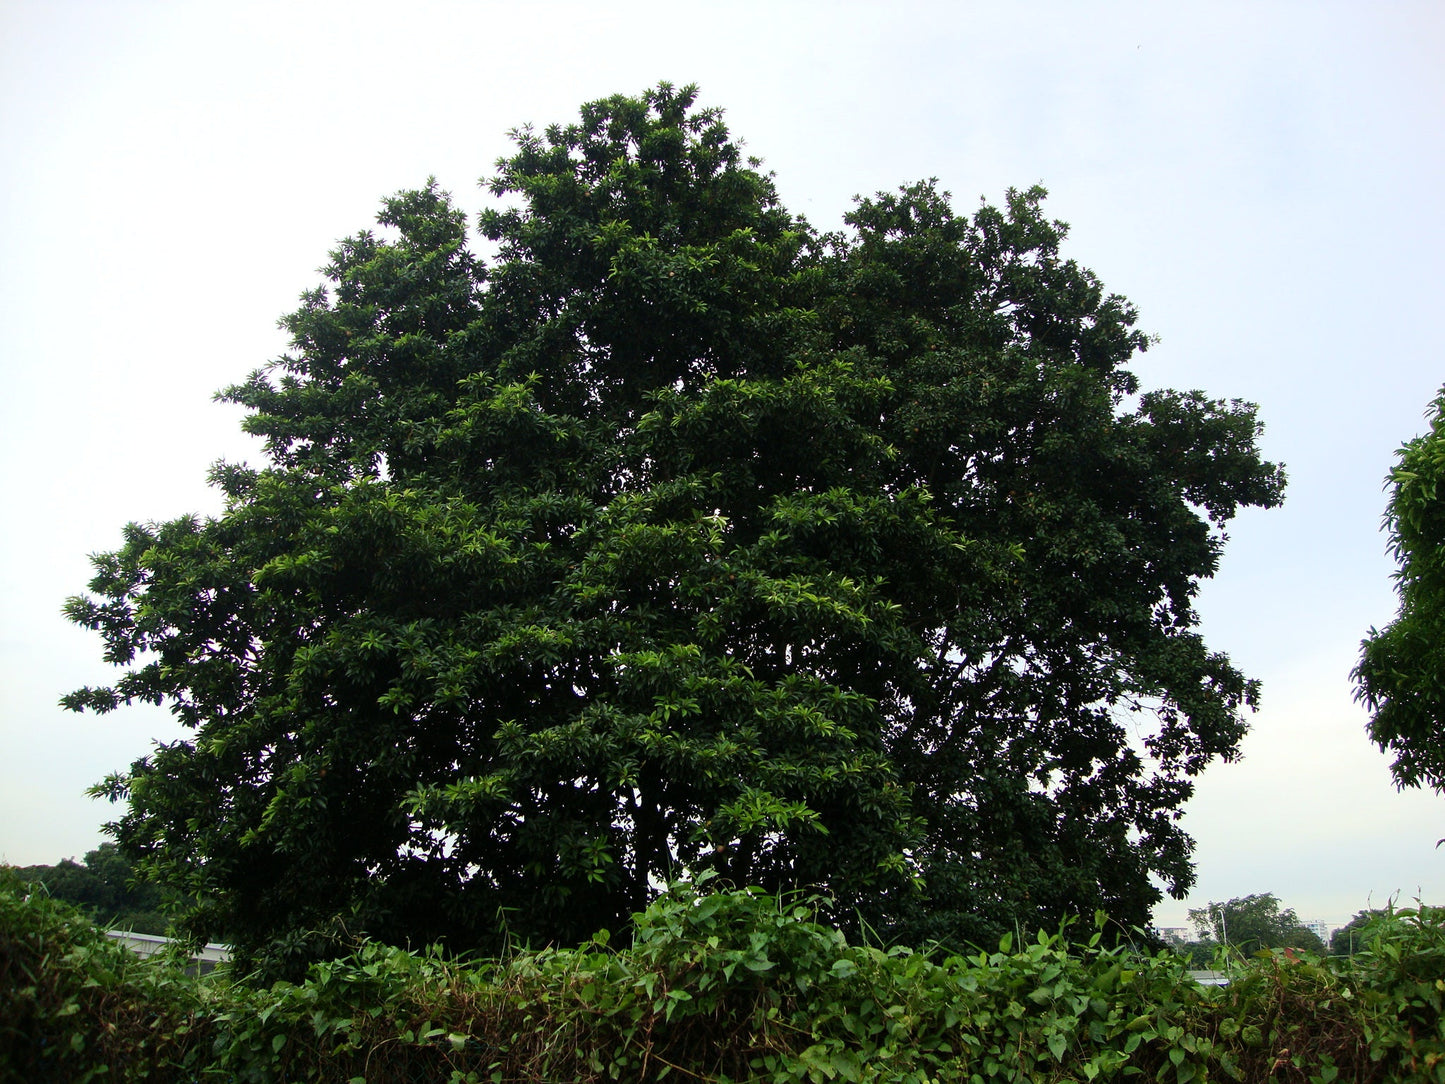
[1356,384,1445,800]
[0,869,204,1081]
[1332,911,1389,957]
[12,844,168,935]
[63,83,1284,974]
[5,875,1444,1083]
[1186,893,1326,958]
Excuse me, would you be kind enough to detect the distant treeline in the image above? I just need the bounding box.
[11,843,168,935]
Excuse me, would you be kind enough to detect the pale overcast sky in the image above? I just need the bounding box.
[2,0,1442,932]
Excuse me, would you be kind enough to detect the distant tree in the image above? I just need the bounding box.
[1355,385,1445,805]
[1187,893,1324,956]
[12,844,167,934]
[64,83,1285,976]
[1329,909,1386,956]
[1173,939,1218,968]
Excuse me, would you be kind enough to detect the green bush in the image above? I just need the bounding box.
[2,869,1442,1082]
[0,868,203,1082]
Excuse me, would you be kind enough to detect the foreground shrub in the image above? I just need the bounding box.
[0,869,203,1081]
[2,871,1442,1082]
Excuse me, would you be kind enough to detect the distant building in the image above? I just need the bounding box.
[1154,926,1191,945]
[1301,919,1332,943]
[1189,970,1230,986]
[106,930,231,975]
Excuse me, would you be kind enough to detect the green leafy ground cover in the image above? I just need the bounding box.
[3,872,1442,1083]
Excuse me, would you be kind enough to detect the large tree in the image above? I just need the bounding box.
[65,84,1284,975]
[1355,385,1445,803]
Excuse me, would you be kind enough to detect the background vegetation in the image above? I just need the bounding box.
[1171,893,1327,967]
[9,843,167,936]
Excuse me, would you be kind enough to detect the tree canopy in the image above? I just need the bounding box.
[1186,894,1325,957]
[64,84,1285,975]
[1355,385,1445,803]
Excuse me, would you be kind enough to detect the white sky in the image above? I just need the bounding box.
[1,0,1441,932]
